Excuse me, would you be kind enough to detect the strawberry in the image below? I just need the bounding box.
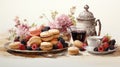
[98,46,104,52]
[102,35,111,43]
[31,44,38,50]
[19,44,26,50]
[102,42,109,49]
[57,42,63,49]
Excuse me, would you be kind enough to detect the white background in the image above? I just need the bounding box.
[0,0,120,67]
[0,0,120,43]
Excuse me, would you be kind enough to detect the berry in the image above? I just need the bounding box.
[102,42,109,49]
[82,43,87,49]
[14,36,20,42]
[58,37,63,41]
[26,46,32,50]
[19,44,26,50]
[102,35,111,43]
[80,47,86,51]
[98,46,104,52]
[63,43,68,48]
[36,47,41,51]
[109,45,115,50]
[21,39,27,45]
[83,43,87,47]
[57,42,63,49]
[104,47,109,51]
[41,26,50,32]
[31,44,38,50]
[94,47,98,51]
[109,39,116,45]
[53,45,58,49]
[59,38,65,44]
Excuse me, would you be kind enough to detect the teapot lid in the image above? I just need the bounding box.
[77,5,95,21]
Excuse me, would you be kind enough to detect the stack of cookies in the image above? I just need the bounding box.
[9,26,69,51]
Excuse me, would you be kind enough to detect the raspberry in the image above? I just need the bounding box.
[14,36,20,42]
[31,44,38,50]
[83,43,87,47]
[19,44,26,50]
[57,42,63,49]
[98,46,104,52]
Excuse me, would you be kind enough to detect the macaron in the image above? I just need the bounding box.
[73,40,83,48]
[49,29,60,38]
[30,25,45,36]
[40,42,53,51]
[40,31,53,41]
[9,42,21,49]
[68,46,79,55]
[27,36,41,46]
[50,38,58,45]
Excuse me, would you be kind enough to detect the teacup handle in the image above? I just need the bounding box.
[95,19,101,36]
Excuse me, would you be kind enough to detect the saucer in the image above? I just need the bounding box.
[86,46,117,55]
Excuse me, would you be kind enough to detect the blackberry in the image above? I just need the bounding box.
[94,47,98,51]
[26,46,32,50]
[21,39,27,45]
[41,26,50,32]
[109,45,115,50]
[58,37,62,40]
[63,43,68,48]
[53,45,58,49]
[109,39,116,45]
[59,39,65,44]
[14,36,20,42]
[80,48,86,51]
[58,37,65,44]
[104,47,109,51]
[36,48,41,51]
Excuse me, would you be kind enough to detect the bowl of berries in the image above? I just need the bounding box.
[86,35,117,55]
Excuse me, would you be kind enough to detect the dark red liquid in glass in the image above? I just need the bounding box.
[71,30,86,42]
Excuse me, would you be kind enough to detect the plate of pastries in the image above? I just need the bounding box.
[4,26,71,54]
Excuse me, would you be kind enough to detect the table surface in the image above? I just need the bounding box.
[0,33,120,67]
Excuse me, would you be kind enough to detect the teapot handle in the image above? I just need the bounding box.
[96,19,101,36]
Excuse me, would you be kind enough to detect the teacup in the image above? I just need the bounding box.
[87,36,103,49]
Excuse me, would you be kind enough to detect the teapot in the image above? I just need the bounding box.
[76,5,101,36]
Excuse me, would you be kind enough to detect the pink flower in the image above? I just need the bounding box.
[16,24,30,37]
[56,14,73,32]
[48,21,61,29]
[48,14,73,32]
